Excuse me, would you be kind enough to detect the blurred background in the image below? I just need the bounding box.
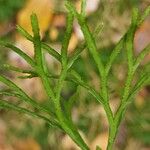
[0,0,150,150]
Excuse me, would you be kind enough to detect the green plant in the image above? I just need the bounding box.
[0,0,25,22]
[0,0,150,150]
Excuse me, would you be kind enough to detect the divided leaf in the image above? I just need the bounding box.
[139,5,150,25]
[126,8,139,69]
[64,86,79,120]
[0,75,50,114]
[133,44,150,72]
[127,72,150,101]
[61,12,74,67]
[0,99,60,128]
[17,25,61,61]
[81,0,86,17]
[0,41,35,67]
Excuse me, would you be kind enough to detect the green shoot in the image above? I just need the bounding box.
[0,1,150,150]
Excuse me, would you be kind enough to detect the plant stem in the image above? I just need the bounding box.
[107,123,117,150]
[54,68,90,150]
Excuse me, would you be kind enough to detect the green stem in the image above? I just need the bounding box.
[54,68,89,150]
[107,123,118,150]
[121,70,134,104]
[103,103,114,124]
[101,74,108,101]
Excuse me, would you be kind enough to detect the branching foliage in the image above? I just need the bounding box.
[0,1,150,150]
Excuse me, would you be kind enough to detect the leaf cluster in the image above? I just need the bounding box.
[0,1,150,150]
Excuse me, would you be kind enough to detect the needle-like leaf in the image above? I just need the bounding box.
[17,25,61,62]
[81,0,86,17]
[0,75,50,114]
[0,41,35,67]
[0,99,60,128]
[61,12,74,67]
[133,44,150,71]
[0,64,36,74]
[126,8,139,69]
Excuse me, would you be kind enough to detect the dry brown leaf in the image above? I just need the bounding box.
[15,0,54,57]
[17,0,54,37]
[13,138,41,150]
[15,0,54,56]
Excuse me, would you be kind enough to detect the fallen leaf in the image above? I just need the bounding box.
[17,0,54,37]
[13,138,41,150]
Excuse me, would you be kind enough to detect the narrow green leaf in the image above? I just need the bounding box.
[16,25,33,41]
[0,99,60,128]
[142,62,150,74]
[30,13,42,64]
[61,12,74,67]
[69,70,82,81]
[0,75,22,90]
[119,9,140,105]
[66,1,105,77]
[69,70,105,105]
[94,22,104,40]
[67,43,86,69]
[68,21,104,70]
[65,0,79,18]
[105,38,123,75]
[127,73,150,101]
[66,1,109,103]
[0,64,38,79]
[31,13,40,39]
[133,44,150,72]
[132,8,140,25]
[42,43,61,61]
[105,9,140,75]
[67,20,104,70]
[1,64,36,74]
[81,22,105,76]
[0,90,20,97]
[0,75,50,114]
[64,87,79,119]
[17,25,61,62]
[139,5,150,25]
[126,8,139,69]
[30,14,56,101]
[0,41,35,67]
[81,0,86,17]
